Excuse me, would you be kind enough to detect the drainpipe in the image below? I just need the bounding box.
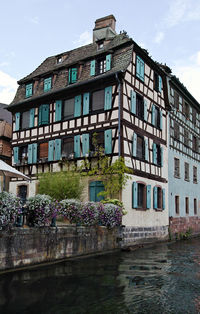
[115,73,121,157]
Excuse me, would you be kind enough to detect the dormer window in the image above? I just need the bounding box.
[25,83,33,98]
[44,77,52,92]
[57,56,63,64]
[97,41,104,50]
[98,57,106,74]
[90,54,112,76]
[68,67,77,84]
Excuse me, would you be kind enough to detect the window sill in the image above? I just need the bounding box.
[133,207,148,211]
[25,95,32,99]
[184,179,190,182]
[174,175,180,179]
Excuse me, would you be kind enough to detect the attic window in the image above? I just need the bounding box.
[97,41,104,50]
[57,56,63,64]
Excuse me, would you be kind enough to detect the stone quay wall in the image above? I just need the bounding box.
[0,226,122,272]
[169,216,200,238]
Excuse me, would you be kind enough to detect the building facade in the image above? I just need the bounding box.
[8,15,169,242]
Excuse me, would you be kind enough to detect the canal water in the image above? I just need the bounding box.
[0,238,200,314]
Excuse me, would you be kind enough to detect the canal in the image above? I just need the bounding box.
[0,238,200,314]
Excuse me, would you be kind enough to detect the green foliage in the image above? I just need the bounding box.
[38,171,84,201]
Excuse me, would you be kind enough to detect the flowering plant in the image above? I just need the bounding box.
[98,203,123,228]
[60,199,82,224]
[0,192,22,229]
[80,202,101,226]
[26,194,53,226]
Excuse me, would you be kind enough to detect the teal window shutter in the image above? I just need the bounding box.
[48,140,54,161]
[158,76,162,92]
[55,100,62,122]
[38,106,42,126]
[44,77,51,92]
[106,54,111,71]
[162,188,166,210]
[32,143,37,164]
[26,83,33,98]
[104,129,112,154]
[136,56,144,81]
[68,68,71,84]
[153,186,158,209]
[140,60,144,81]
[160,110,163,130]
[132,182,138,208]
[152,143,157,164]
[71,68,77,83]
[42,104,50,124]
[74,135,80,158]
[13,147,19,164]
[144,99,148,121]
[132,133,137,157]
[89,181,104,202]
[130,90,136,114]
[28,144,33,164]
[151,104,155,125]
[82,133,89,157]
[136,56,140,78]
[144,138,149,161]
[15,112,20,131]
[74,95,81,117]
[55,139,61,160]
[146,185,151,209]
[104,86,112,110]
[83,93,90,115]
[90,60,96,76]
[29,108,35,128]
[160,147,163,167]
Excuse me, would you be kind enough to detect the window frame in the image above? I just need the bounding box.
[62,137,74,159]
[184,162,189,181]
[185,197,189,215]
[175,195,179,215]
[63,97,75,120]
[193,166,197,184]
[91,89,105,113]
[194,198,197,215]
[21,110,30,130]
[136,134,145,160]
[174,158,180,178]
[136,93,144,120]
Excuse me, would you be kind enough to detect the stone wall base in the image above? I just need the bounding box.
[169,216,200,238]
[122,225,169,246]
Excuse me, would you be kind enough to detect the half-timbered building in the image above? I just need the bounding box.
[164,71,200,236]
[8,15,169,242]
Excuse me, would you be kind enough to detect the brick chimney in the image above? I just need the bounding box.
[93,15,117,43]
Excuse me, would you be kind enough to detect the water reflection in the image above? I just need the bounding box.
[0,239,200,313]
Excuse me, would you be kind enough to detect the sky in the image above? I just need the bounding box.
[0,0,200,104]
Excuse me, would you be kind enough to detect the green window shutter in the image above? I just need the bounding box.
[90,60,96,76]
[71,68,77,83]
[89,182,96,202]
[132,182,138,208]
[13,147,19,164]
[55,100,62,122]
[104,86,112,110]
[32,143,37,164]
[153,186,158,209]
[160,110,163,130]
[140,59,144,81]
[29,108,35,128]
[153,143,157,164]
[83,93,90,115]
[136,56,144,81]
[160,147,163,167]
[38,106,42,126]
[42,104,49,125]
[106,54,111,71]
[144,138,149,161]
[74,135,80,158]
[89,181,104,202]
[68,68,71,84]
[26,83,33,98]
[159,76,162,92]
[146,185,151,209]
[136,56,140,78]
[82,133,89,157]
[74,95,81,117]
[162,188,166,210]
[44,77,51,92]
[28,144,33,164]
[132,133,137,157]
[104,129,112,154]
[48,140,55,161]
[130,90,136,114]
[151,104,155,126]
[55,139,61,160]
[15,112,20,131]
[144,98,148,121]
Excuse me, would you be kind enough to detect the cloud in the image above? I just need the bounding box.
[0,62,9,67]
[174,51,200,102]
[26,16,39,25]
[0,71,18,104]
[153,31,165,44]
[73,31,92,47]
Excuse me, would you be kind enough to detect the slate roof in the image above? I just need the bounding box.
[0,103,12,124]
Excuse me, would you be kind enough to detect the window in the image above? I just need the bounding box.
[91,131,104,154]
[175,196,179,215]
[174,158,180,178]
[136,94,144,119]
[132,182,151,209]
[44,77,52,92]
[185,197,189,215]
[19,146,28,164]
[21,111,30,129]
[193,166,197,183]
[183,101,190,119]
[25,83,33,98]
[63,98,74,120]
[194,198,197,215]
[184,162,189,181]
[92,90,104,112]
[136,135,144,160]
[137,183,145,208]
[174,121,180,140]
[192,135,198,152]
[136,56,144,81]
[184,129,189,147]
[154,106,160,129]
[153,186,165,210]
[152,105,162,129]
[68,67,77,84]
[89,181,104,202]
[97,41,104,50]
[154,73,162,93]
[62,137,74,158]
[98,57,106,74]
[90,54,111,76]
[38,105,49,126]
[57,56,63,64]
[39,142,48,161]
[174,91,179,110]
[192,108,197,125]
[152,143,162,166]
